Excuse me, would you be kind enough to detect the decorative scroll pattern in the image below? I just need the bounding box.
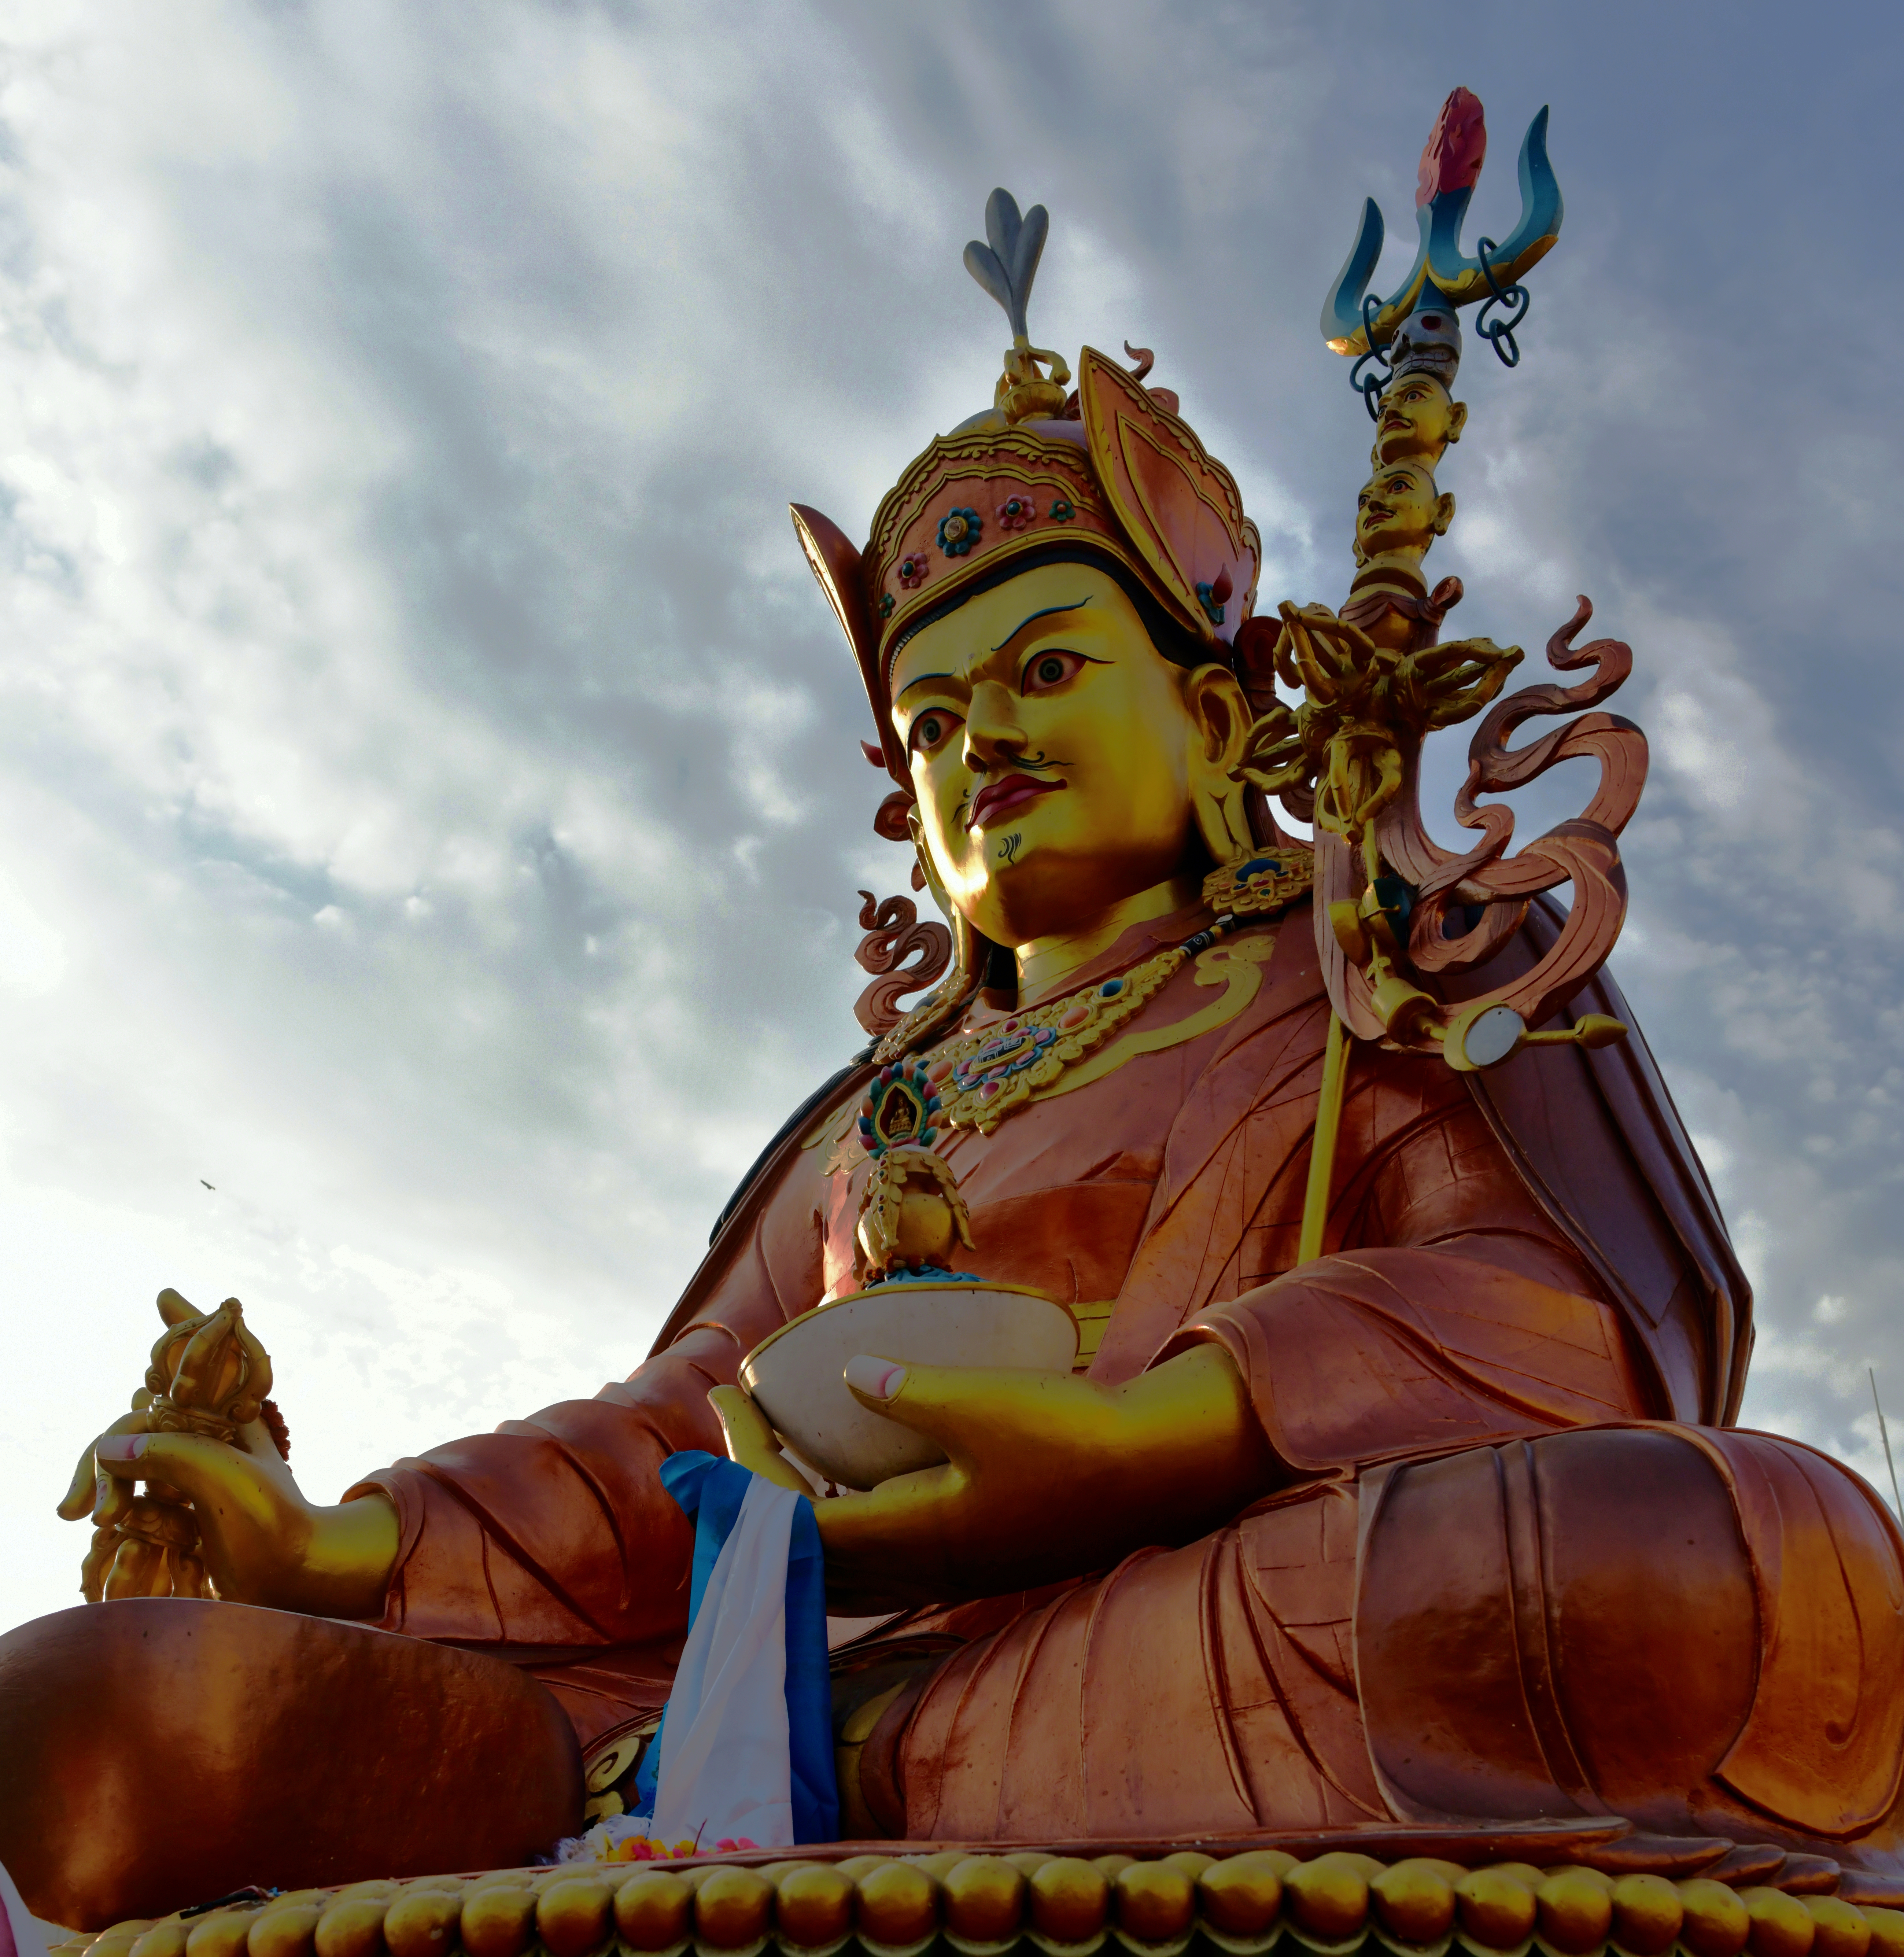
[852,891,952,1038]
[1387,595,1646,1029]
[1260,595,1647,1060]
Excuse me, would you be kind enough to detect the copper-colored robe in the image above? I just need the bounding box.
[355,902,1904,1865]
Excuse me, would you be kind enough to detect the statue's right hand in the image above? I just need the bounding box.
[56,1421,401,1618]
[57,1407,173,1601]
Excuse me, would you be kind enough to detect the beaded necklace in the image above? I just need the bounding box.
[922,914,1241,1135]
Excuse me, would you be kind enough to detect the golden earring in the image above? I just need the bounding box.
[1191,771,1254,869]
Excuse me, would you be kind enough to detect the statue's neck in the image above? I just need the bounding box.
[1351,552,1430,593]
[1012,873,1204,1006]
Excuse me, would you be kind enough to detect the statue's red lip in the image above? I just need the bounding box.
[967,774,1061,830]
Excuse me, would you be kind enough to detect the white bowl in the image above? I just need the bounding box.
[738,1282,1079,1491]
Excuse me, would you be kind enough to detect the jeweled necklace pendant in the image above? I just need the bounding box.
[851,1058,978,1282]
[856,1056,942,1154]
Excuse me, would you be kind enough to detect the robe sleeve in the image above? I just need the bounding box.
[1164,1055,1658,1478]
[347,1127,831,1650]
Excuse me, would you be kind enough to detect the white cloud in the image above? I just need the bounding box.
[0,874,66,993]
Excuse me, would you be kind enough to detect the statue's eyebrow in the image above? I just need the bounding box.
[992,599,1086,653]
[896,598,1091,699]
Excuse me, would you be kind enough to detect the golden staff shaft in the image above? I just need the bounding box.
[1299,1006,1350,1263]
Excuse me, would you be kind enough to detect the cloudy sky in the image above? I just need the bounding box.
[2,0,1900,1633]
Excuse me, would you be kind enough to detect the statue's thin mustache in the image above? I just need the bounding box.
[960,751,1061,789]
[955,755,1062,820]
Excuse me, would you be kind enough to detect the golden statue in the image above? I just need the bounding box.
[10,92,1904,1938]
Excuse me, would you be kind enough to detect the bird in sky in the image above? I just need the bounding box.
[200,1179,215,1190]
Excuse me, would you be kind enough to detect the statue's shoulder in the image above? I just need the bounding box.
[704,1058,871,1248]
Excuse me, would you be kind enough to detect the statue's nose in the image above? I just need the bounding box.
[963,679,1028,768]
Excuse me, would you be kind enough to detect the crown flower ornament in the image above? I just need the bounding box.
[964,189,1071,424]
[936,507,981,556]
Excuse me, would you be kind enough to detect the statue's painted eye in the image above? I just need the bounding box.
[910,711,958,753]
[1024,650,1082,693]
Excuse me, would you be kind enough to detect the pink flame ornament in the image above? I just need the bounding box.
[1417,86,1487,207]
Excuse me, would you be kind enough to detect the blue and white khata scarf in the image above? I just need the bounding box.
[620,1451,838,1850]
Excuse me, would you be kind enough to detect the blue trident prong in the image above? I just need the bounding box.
[1321,104,1563,359]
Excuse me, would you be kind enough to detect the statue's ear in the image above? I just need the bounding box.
[1185,666,1254,866]
[1432,490,1456,536]
[1077,346,1261,646]
[1446,399,1469,444]
[790,502,910,786]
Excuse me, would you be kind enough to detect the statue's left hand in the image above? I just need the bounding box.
[711,1343,1276,1613]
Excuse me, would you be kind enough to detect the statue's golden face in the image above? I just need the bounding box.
[1354,461,1454,565]
[1372,373,1467,467]
[888,561,1233,948]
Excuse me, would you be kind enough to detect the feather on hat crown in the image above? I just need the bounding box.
[792,190,1262,792]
